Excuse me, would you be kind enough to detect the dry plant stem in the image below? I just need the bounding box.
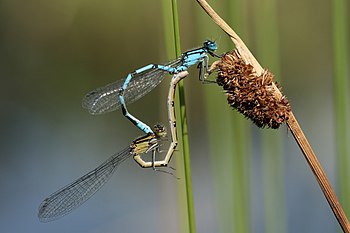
[287,113,350,231]
[196,0,350,232]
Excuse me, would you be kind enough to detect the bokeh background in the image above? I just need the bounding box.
[1,0,349,232]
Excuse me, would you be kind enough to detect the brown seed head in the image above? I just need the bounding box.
[216,50,291,129]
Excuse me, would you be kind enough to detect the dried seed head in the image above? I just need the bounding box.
[216,50,291,129]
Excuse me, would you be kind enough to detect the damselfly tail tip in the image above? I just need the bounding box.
[214,50,291,129]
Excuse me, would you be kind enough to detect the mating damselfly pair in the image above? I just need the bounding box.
[38,40,220,222]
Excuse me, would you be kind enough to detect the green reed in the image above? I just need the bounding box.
[162,0,197,232]
[253,0,287,232]
[194,1,251,232]
[331,0,350,218]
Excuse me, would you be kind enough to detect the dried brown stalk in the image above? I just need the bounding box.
[196,0,350,232]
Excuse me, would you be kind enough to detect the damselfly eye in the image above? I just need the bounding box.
[153,124,167,137]
[204,40,218,52]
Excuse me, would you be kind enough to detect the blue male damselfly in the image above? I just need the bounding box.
[82,40,219,135]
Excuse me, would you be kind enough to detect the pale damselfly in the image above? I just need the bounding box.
[38,124,166,222]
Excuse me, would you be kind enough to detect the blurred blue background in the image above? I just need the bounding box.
[0,0,349,232]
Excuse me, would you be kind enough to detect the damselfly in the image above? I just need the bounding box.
[82,40,219,135]
[38,124,166,222]
[160,71,189,167]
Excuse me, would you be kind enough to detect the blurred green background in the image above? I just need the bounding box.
[1,0,349,232]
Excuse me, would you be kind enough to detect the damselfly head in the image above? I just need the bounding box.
[204,40,218,52]
[153,124,167,138]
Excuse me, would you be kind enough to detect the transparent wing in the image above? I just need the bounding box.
[82,59,182,115]
[38,147,131,222]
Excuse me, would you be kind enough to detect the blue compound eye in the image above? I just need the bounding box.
[204,40,218,51]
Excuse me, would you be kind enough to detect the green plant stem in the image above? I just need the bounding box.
[171,0,181,53]
[171,0,197,233]
[253,0,287,232]
[331,0,350,217]
[228,1,250,233]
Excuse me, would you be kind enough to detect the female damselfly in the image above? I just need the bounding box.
[38,124,166,222]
